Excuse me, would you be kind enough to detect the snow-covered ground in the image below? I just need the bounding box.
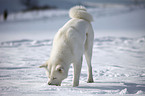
[0,5,145,95]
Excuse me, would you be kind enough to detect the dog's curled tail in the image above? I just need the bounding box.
[69,6,93,22]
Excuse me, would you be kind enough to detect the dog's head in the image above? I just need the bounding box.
[39,59,68,86]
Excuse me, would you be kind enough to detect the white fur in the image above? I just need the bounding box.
[69,6,93,22]
[40,6,94,87]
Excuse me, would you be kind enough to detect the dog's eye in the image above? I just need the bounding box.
[53,77,57,80]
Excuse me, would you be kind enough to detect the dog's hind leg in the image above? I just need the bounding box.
[85,27,94,83]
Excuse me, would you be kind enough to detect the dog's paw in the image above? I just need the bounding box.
[87,78,94,83]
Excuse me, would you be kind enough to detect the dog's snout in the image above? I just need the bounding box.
[48,82,51,85]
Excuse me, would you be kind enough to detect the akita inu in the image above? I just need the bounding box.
[40,6,94,87]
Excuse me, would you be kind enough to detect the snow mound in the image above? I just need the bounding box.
[119,88,128,94]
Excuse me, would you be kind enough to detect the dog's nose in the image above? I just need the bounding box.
[48,82,51,85]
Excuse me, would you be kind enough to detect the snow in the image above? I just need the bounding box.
[0,5,145,95]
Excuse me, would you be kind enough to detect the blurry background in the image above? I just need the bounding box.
[0,0,145,14]
[0,0,145,41]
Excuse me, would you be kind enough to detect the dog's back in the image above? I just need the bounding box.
[52,6,94,61]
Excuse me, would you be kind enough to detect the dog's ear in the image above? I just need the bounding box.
[39,60,49,69]
[39,63,47,68]
[56,65,64,73]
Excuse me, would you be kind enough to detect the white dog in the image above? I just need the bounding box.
[40,6,94,87]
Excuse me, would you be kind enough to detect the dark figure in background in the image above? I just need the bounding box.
[3,10,8,20]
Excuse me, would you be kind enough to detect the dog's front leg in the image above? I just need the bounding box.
[73,57,82,87]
